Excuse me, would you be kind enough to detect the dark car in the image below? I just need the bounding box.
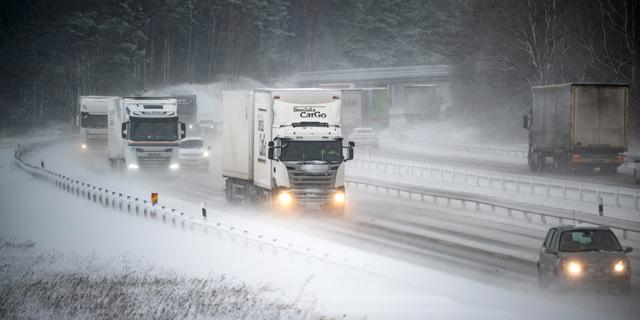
[537,225,633,293]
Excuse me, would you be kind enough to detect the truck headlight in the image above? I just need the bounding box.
[128,163,139,170]
[563,261,583,276]
[333,191,345,205]
[276,191,293,207]
[169,163,180,170]
[613,260,626,273]
[203,150,210,158]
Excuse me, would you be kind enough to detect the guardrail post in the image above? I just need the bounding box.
[515,177,520,192]
[531,178,535,194]
[635,190,639,210]
[579,185,584,202]
[545,180,551,197]
[475,202,480,212]
[501,176,506,191]
[623,229,628,240]
[615,189,620,208]
[490,205,495,215]
[562,182,567,200]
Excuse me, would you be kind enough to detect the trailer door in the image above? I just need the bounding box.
[573,86,626,148]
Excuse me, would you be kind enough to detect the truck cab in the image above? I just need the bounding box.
[108,97,186,171]
[78,96,118,150]
[222,89,354,214]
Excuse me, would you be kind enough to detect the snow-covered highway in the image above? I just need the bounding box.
[2,136,639,319]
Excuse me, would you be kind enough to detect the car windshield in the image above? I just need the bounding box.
[558,230,623,252]
[279,140,343,163]
[129,117,178,141]
[80,112,107,128]
[180,140,203,149]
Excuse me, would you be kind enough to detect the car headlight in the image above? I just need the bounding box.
[563,261,583,276]
[613,260,627,273]
[276,191,293,207]
[128,163,139,170]
[81,143,87,150]
[333,191,345,205]
[203,150,210,158]
[169,163,180,170]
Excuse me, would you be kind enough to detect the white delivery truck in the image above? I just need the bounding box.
[222,88,355,214]
[78,96,119,150]
[108,97,186,171]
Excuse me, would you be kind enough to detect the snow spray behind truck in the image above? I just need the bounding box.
[524,83,629,173]
[222,89,355,214]
[108,97,186,171]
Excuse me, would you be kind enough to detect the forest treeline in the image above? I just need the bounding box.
[0,0,638,136]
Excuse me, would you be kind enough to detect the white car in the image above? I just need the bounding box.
[179,137,210,170]
[349,127,379,148]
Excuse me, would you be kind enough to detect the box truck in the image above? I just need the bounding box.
[176,95,198,125]
[108,97,186,171]
[222,89,355,214]
[401,84,443,121]
[78,96,118,150]
[524,83,629,173]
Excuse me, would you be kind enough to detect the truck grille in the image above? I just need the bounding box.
[137,155,171,169]
[287,164,339,205]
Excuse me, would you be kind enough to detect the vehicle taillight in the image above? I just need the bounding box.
[571,153,582,161]
[615,154,625,162]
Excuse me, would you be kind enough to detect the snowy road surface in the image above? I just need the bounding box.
[1,138,638,319]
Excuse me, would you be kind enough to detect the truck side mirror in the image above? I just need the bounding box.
[522,114,529,129]
[121,122,128,139]
[267,141,276,160]
[180,122,186,139]
[344,141,355,161]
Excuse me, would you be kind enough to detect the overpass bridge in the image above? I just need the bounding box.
[288,65,454,125]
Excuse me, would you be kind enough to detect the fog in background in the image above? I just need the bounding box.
[1,0,638,146]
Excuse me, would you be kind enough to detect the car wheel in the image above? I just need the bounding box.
[537,265,549,289]
[618,284,631,295]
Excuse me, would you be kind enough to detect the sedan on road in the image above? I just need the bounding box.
[537,225,633,293]
[178,137,210,171]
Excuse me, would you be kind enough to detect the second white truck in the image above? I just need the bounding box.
[78,96,119,150]
[108,97,186,171]
[222,88,355,214]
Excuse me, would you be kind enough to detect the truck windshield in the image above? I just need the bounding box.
[558,230,623,252]
[180,140,203,149]
[129,117,178,141]
[80,112,107,128]
[280,140,343,163]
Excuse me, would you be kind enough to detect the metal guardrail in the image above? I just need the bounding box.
[420,141,528,158]
[349,158,640,212]
[345,176,640,241]
[12,143,372,273]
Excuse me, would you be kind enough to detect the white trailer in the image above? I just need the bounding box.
[222,89,354,214]
[78,96,119,150]
[108,97,186,171]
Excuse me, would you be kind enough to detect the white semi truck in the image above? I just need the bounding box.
[222,88,355,214]
[78,96,119,150]
[108,97,186,171]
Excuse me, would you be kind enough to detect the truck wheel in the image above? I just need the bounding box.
[536,153,544,172]
[528,148,536,171]
[602,165,617,174]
